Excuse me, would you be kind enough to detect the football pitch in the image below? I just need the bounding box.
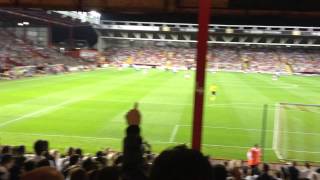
[0,68,319,162]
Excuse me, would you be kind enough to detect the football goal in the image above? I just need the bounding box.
[273,103,320,162]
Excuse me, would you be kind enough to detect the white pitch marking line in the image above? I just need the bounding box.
[0,131,176,144]
[282,158,320,163]
[285,149,320,154]
[201,143,271,150]
[179,125,273,132]
[169,125,179,143]
[0,98,81,128]
[179,125,320,136]
[87,99,262,106]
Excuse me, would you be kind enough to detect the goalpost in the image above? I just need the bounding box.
[273,103,320,162]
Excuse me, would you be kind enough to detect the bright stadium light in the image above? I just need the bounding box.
[89,10,101,18]
[17,23,24,26]
[23,22,30,25]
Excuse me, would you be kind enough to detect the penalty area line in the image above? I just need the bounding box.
[0,98,82,128]
[178,125,320,136]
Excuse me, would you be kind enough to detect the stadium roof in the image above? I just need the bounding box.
[0,8,91,27]
[1,0,320,18]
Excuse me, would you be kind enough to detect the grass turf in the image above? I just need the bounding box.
[0,68,319,162]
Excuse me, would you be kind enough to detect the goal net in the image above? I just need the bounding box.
[273,103,320,162]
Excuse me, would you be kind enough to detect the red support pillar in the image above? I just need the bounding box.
[192,0,212,151]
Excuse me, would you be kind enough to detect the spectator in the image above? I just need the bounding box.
[257,163,275,180]
[36,159,50,168]
[49,150,61,169]
[82,158,98,172]
[95,151,107,168]
[212,164,228,180]
[62,155,80,177]
[12,146,25,158]
[274,171,283,180]
[149,145,213,180]
[122,104,145,180]
[288,161,300,180]
[300,162,317,180]
[0,155,14,180]
[243,168,256,180]
[10,146,26,180]
[21,167,64,180]
[31,140,46,163]
[98,167,120,180]
[0,146,12,163]
[228,160,242,180]
[75,148,83,159]
[61,147,75,171]
[69,168,88,180]
[88,169,99,180]
[23,161,36,172]
[122,125,145,180]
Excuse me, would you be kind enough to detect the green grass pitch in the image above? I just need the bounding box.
[0,68,319,162]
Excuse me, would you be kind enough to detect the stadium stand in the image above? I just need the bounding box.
[2,28,320,79]
[0,28,94,79]
[106,45,320,74]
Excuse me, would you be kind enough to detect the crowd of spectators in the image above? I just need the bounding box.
[105,46,320,74]
[0,106,319,180]
[2,26,320,79]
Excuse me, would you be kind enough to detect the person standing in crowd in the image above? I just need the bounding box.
[0,155,14,180]
[288,161,300,180]
[257,163,275,180]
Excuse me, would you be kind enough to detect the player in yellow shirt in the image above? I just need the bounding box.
[210,84,217,101]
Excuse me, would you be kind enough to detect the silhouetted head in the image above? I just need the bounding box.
[263,163,270,173]
[0,154,14,169]
[67,147,75,156]
[150,145,213,180]
[69,168,88,180]
[1,145,11,154]
[34,140,45,156]
[305,162,311,169]
[16,145,26,155]
[69,155,80,165]
[292,161,297,167]
[82,158,98,172]
[21,167,64,180]
[212,164,228,180]
[98,167,120,180]
[75,148,83,157]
